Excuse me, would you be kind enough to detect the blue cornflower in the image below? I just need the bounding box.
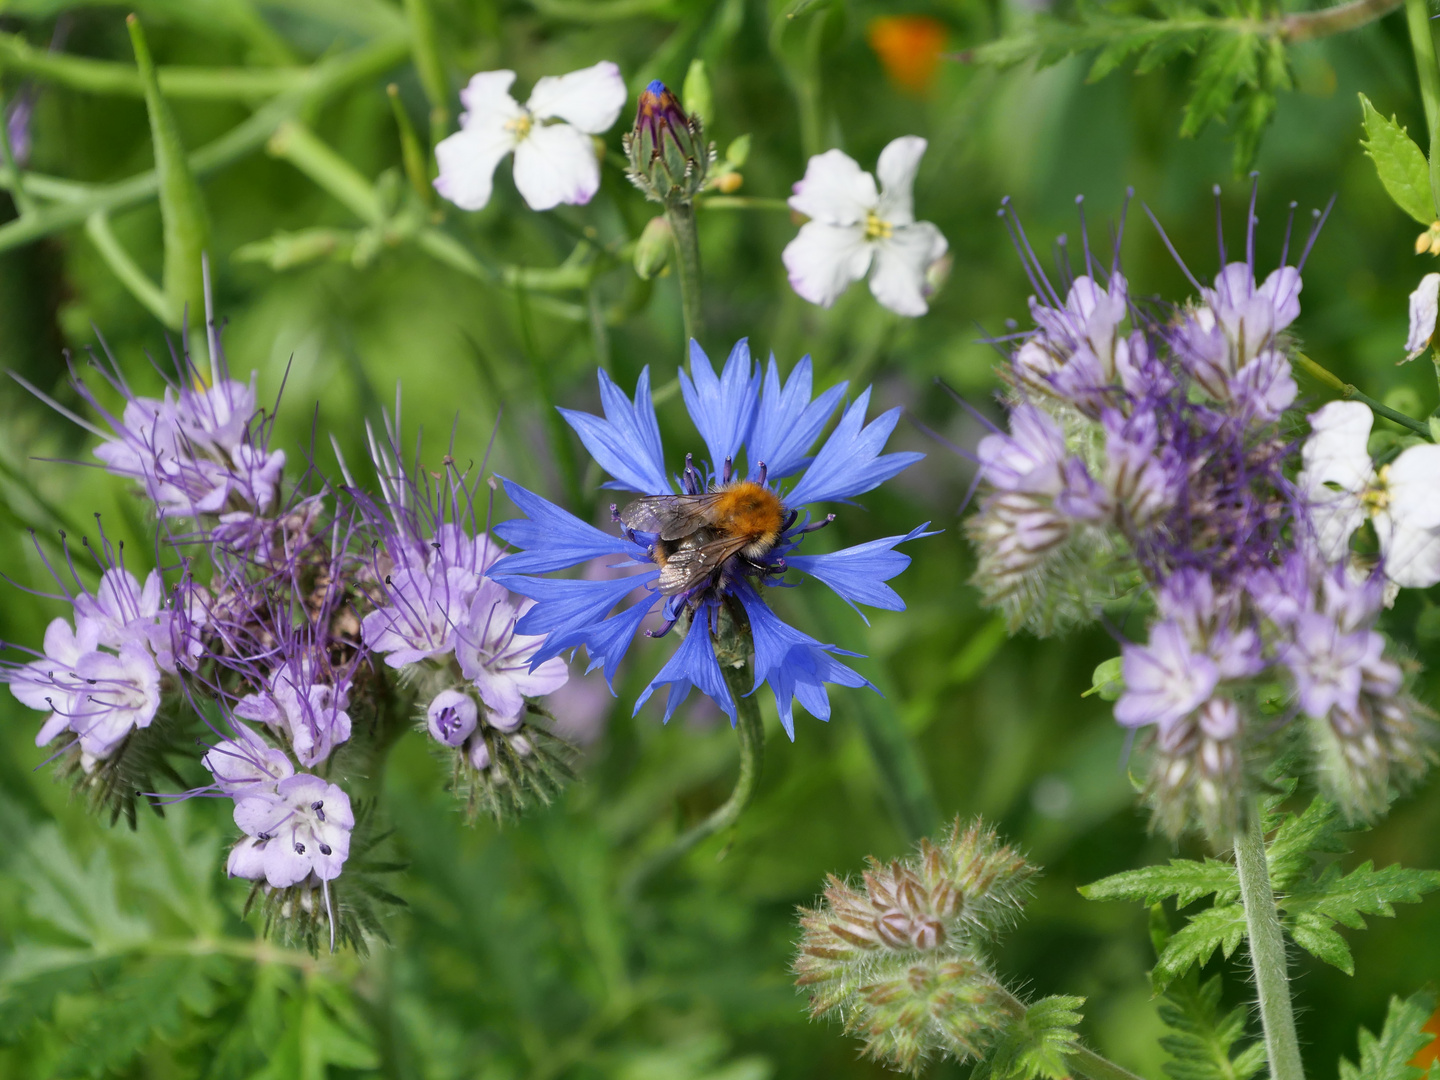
[491,340,931,738]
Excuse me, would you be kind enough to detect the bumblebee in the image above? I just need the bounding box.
[619,480,786,595]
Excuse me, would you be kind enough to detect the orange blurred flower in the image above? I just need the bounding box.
[867,15,948,96]
[1413,1003,1440,1072]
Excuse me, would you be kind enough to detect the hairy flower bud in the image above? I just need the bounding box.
[623,80,712,206]
[795,818,1039,1073]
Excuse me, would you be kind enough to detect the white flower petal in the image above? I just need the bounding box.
[1388,443,1440,530]
[788,149,877,226]
[1300,401,1375,493]
[526,61,626,134]
[782,221,872,308]
[511,123,601,210]
[1407,272,1440,360]
[1376,511,1440,588]
[874,135,927,226]
[434,123,516,211]
[457,70,523,124]
[869,220,947,317]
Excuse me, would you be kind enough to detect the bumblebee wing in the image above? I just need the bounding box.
[656,533,753,595]
[619,493,723,540]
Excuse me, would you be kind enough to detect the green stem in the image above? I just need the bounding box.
[1280,0,1403,40]
[0,91,34,217]
[1405,0,1440,214]
[665,201,703,345]
[850,690,941,841]
[1295,353,1432,437]
[84,211,175,325]
[1234,805,1305,1080]
[0,36,410,255]
[697,195,791,211]
[620,660,765,900]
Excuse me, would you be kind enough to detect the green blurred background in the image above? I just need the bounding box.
[1,0,1438,1077]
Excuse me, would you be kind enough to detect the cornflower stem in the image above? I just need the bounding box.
[620,660,764,900]
[1295,353,1432,437]
[993,989,1146,1080]
[665,200,704,345]
[1405,0,1440,212]
[1234,804,1306,1080]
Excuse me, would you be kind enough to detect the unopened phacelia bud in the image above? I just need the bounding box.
[623,80,713,207]
[794,818,1040,1074]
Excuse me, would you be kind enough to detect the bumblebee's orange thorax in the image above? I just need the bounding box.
[715,481,785,549]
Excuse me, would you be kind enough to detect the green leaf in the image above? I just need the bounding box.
[1281,861,1440,972]
[1080,858,1237,908]
[1360,93,1437,226]
[980,996,1085,1080]
[1180,32,1259,138]
[126,14,211,329]
[1157,975,1265,1080]
[1265,795,1346,892]
[1339,991,1438,1080]
[1153,904,1247,988]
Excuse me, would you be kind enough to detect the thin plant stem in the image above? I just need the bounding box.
[698,195,791,211]
[1295,353,1432,437]
[620,660,765,900]
[993,989,1147,1080]
[1280,0,1402,41]
[1234,804,1305,1080]
[665,201,704,345]
[1405,0,1440,213]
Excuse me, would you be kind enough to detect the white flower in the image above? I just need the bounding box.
[230,773,353,886]
[434,62,626,212]
[782,136,948,317]
[1298,400,1440,588]
[1406,273,1440,360]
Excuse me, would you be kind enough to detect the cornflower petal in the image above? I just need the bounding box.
[784,387,924,506]
[490,479,635,574]
[733,581,871,739]
[558,367,671,494]
[787,523,936,621]
[746,354,848,481]
[632,601,735,724]
[571,593,658,688]
[504,571,658,651]
[680,340,760,470]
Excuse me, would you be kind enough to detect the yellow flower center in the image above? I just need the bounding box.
[1362,464,1392,514]
[864,210,893,241]
[505,112,534,140]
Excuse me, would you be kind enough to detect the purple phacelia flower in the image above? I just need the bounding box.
[228,773,354,887]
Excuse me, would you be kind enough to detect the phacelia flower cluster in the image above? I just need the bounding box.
[966,192,1433,838]
[490,340,930,737]
[4,327,576,953]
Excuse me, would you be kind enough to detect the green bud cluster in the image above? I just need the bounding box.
[623,80,714,207]
[794,819,1039,1074]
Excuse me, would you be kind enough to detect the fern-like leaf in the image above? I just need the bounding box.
[1339,991,1437,1080]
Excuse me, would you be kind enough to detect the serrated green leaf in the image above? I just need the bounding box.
[1153,904,1247,988]
[1180,32,1259,138]
[1339,991,1437,1080]
[1360,93,1437,226]
[1265,796,1346,892]
[979,995,1085,1080]
[1081,858,1237,908]
[1156,974,1264,1080]
[1286,910,1354,974]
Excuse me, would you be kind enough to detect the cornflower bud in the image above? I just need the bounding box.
[623,80,712,206]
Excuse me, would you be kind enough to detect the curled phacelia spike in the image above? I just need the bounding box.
[795,819,1038,1074]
